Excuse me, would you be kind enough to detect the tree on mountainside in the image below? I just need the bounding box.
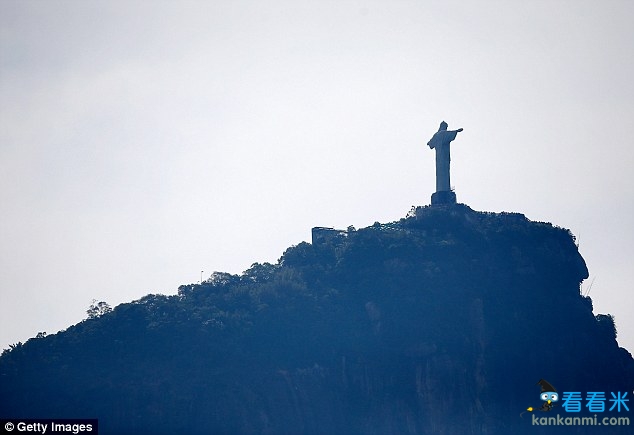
[86,299,112,319]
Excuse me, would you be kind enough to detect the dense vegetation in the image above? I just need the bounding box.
[1,204,632,434]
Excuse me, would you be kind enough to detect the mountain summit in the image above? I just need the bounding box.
[2,204,632,434]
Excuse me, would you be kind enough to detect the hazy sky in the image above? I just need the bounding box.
[1,0,633,353]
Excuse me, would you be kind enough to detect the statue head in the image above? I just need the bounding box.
[439,121,448,131]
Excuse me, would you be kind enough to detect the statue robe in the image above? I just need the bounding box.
[427,129,458,192]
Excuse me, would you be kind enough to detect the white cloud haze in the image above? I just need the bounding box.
[1,0,633,351]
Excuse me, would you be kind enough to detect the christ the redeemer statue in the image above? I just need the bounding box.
[427,121,463,205]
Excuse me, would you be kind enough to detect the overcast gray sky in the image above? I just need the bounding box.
[1,0,633,353]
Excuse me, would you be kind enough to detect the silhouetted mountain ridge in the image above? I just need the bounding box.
[1,203,632,434]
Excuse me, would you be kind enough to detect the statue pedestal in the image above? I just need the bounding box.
[431,191,456,205]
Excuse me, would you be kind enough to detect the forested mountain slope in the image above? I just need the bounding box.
[2,204,632,434]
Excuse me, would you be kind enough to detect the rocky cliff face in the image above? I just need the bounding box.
[1,204,632,434]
